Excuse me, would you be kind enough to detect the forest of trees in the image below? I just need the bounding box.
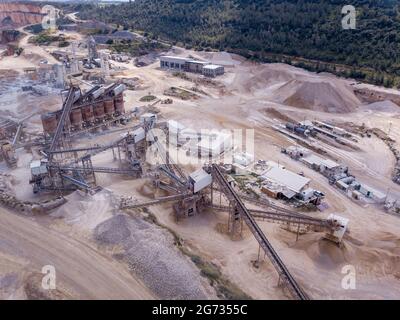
[62,0,400,87]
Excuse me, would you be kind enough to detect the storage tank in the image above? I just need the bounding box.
[93,102,105,122]
[82,105,95,125]
[114,93,125,115]
[70,108,83,130]
[295,127,307,135]
[41,112,58,135]
[286,123,307,135]
[104,99,115,117]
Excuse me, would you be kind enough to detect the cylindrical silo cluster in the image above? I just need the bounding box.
[41,83,126,135]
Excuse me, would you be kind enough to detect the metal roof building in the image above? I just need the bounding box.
[189,168,212,193]
[160,56,190,70]
[302,154,340,170]
[262,166,310,193]
[202,64,225,77]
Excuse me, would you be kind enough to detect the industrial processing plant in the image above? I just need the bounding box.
[0,0,399,304]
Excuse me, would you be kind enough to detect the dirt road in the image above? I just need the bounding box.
[0,208,155,299]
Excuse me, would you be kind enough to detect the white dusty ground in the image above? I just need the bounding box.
[108,48,400,299]
[0,27,399,299]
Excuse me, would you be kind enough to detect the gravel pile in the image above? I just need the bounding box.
[95,214,209,299]
[95,214,131,244]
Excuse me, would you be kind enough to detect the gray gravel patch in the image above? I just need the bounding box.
[95,214,209,299]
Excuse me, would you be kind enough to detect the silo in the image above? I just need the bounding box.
[70,108,83,130]
[104,99,115,117]
[82,104,95,125]
[93,101,105,122]
[41,112,58,135]
[114,93,125,115]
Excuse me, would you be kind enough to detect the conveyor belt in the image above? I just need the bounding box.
[61,174,91,191]
[159,165,187,188]
[49,87,77,152]
[60,124,142,166]
[120,193,190,209]
[53,165,140,175]
[209,204,329,229]
[211,164,309,300]
[239,194,306,217]
[148,130,188,186]
[47,145,104,154]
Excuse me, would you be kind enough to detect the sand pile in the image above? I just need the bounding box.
[296,232,400,296]
[198,51,243,67]
[289,231,400,299]
[362,100,400,113]
[95,214,211,299]
[272,79,360,113]
[51,190,115,231]
[230,62,361,113]
[252,67,295,87]
[297,233,400,278]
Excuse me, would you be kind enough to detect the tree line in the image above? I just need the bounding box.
[59,0,400,87]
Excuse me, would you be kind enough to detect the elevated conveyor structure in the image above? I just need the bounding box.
[49,87,78,153]
[209,164,309,300]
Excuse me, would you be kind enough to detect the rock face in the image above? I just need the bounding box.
[0,3,44,28]
[0,29,19,44]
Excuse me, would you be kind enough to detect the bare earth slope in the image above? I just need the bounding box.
[225,62,361,113]
[0,3,44,28]
[0,208,154,299]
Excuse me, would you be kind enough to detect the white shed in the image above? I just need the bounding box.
[132,127,145,143]
[189,168,212,193]
[140,113,157,126]
[325,214,349,243]
[202,64,225,77]
[262,166,310,193]
[30,159,48,176]
[233,152,254,167]
[197,132,232,156]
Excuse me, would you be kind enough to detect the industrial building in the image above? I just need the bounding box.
[188,168,212,193]
[166,120,186,146]
[284,145,310,160]
[202,64,225,78]
[93,31,135,45]
[196,131,232,157]
[160,56,190,71]
[283,145,349,181]
[186,60,209,73]
[301,154,348,179]
[140,113,157,127]
[232,152,255,174]
[283,145,389,205]
[159,56,225,77]
[261,166,311,199]
[260,166,324,204]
